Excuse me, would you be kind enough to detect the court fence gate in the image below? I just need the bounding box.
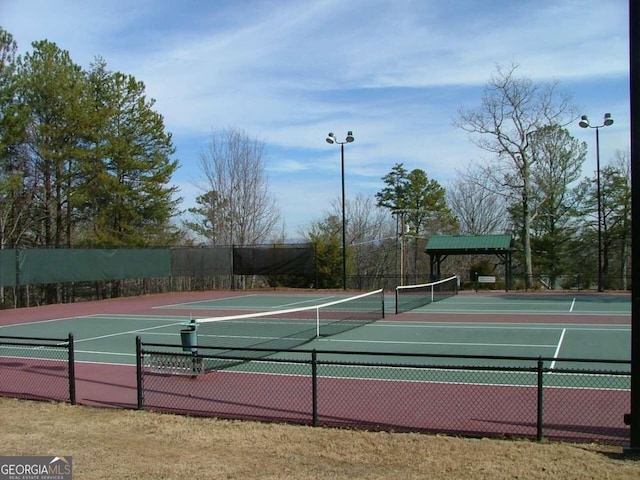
[136,339,631,445]
[0,334,76,404]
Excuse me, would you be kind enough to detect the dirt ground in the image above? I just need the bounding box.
[1,397,639,480]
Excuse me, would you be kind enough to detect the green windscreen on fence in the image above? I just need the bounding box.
[233,245,314,275]
[3,245,315,286]
[17,248,172,285]
[0,249,17,287]
[170,247,232,276]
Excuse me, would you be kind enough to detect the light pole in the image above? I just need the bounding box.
[326,131,354,290]
[392,209,412,286]
[579,113,614,292]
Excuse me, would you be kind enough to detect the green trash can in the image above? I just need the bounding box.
[180,321,198,353]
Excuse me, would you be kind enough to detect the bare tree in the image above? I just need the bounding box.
[603,148,631,289]
[455,64,578,287]
[447,163,509,235]
[193,127,280,245]
[344,194,396,283]
[303,194,397,288]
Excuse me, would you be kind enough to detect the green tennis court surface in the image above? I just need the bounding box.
[0,292,630,374]
[158,290,631,315]
[419,294,631,315]
[157,292,370,311]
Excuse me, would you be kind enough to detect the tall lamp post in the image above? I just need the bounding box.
[579,113,614,292]
[326,131,354,290]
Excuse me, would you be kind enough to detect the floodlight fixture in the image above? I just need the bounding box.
[579,113,614,129]
[604,113,614,126]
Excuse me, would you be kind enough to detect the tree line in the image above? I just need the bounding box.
[1,27,631,296]
[0,28,180,252]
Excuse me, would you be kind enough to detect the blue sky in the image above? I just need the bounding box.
[1,0,630,239]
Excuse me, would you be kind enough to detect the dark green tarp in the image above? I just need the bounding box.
[233,245,314,275]
[170,247,232,276]
[0,249,17,287]
[18,249,171,285]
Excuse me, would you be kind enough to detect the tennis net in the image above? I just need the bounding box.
[184,289,384,371]
[395,276,458,314]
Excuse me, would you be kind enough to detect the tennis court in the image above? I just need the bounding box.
[0,287,632,443]
[0,290,630,365]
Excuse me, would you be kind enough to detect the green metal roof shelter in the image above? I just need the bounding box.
[425,234,515,290]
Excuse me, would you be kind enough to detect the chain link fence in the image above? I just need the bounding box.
[137,341,630,445]
[0,334,76,404]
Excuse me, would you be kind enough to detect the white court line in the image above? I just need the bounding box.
[549,328,567,369]
[75,359,133,367]
[75,349,135,357]
[368,323,630,331]
[0,313,106,328]
[86,317,631,331]
[72,321,185,344]
[154,293,260,309]
[400,308,630,316]
[222,368,629,392]
[570,298,576,312]
[134,331,176,337]
[276,296,338,308]
[0,313,184,329]
[90,314,191,322]
[319,338,556,348]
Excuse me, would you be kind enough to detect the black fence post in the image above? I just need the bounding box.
[537,357,544,441]
[136,336,144,410]
[68,333,76,405]
[312,350,318,427]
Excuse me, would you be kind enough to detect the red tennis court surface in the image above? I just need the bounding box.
[140,368,628,443]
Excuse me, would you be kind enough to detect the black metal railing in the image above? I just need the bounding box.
[0,334,76,404]
[136,339,630,445]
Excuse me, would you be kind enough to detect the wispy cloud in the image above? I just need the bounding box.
[1,0,630,238]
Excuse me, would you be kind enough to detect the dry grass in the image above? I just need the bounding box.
[1,397,639,480]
